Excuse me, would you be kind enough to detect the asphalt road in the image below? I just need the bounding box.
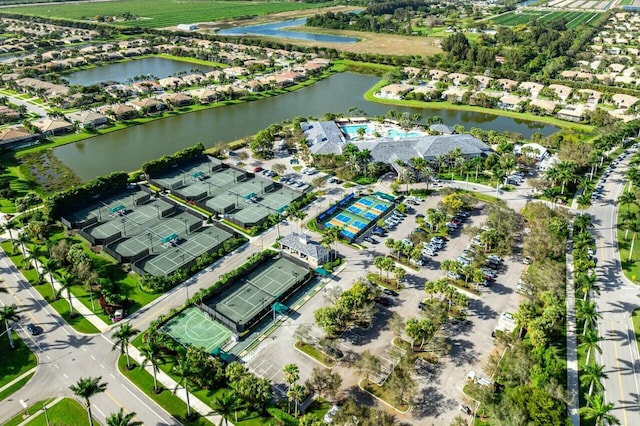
[0,248,180,425]
[589,150,640,425]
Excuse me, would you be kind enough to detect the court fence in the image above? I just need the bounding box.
[201,252,314,333]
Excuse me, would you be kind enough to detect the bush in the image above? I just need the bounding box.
[141,143,205,176]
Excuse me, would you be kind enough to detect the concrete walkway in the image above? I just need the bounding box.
[565,224,580,426]
[10,230,110,332]
[0,367,36,394]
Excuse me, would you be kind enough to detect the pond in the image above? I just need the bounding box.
[218,18,359,43]
[53,73,559,181]
[65,57,217,86]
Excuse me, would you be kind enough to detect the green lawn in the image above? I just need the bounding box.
[25,398,96,426]
[0,372,34,401]
[3,399,56,426]
[632,309,640,354]
[616,185,640,284]
[117,356,214,426]
[295,341,336,368]
[2,1,331,28]
[0,331,37,388]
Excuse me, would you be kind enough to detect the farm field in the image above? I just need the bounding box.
[0,0,331,28]
[492,10,600,29]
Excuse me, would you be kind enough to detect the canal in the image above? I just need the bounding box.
[54,72,558,181]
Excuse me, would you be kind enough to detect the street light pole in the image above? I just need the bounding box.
[43,403,49,426]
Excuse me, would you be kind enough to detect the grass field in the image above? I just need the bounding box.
[492,10,600,29]
[26,398,94,426]
[0,331,37,389]
[1,0,331,28]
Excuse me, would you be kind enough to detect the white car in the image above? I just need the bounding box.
[501,312,515,323]
[324,405,339,423]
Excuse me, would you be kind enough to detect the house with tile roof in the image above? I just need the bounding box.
[279,232,331,267]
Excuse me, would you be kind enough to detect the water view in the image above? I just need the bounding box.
[218,18,359,43]
[54,73,559,181]
[65,57,217,86]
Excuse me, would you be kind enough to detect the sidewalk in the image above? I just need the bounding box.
[5,230,110,332]
[0,367,36,394]
[16,396,63,426]
[565,226,580,426]
[128,346,226,425]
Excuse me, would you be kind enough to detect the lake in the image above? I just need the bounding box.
[54,73,558,181]
[218,18,359,43]
[65,57,217,86]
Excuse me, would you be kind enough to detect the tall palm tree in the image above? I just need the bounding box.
[321,226,340,260]
[41,258,58,295]
[139,340,166,393]
[210,389,238,426]
[580,363,607,397]
[112,323,139,369]
[16,232,30,256]
[106,408,142,426]
[579,329,603,365]
[0,304,20,349]
[579,393,620,425]
[69,376,108,426]
[283,363,299,393]
[56,270,75,314]
[287,383,306,417]
[573,213,593,234]
[3,220,17,252]
[576,273,600,302]
[576,299,602,333]
[619,190,637,213]
[172,355,195,417]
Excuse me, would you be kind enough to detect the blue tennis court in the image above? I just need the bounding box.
[364,212,377,220]
[359,198,373,206]
[348,206,362,215]
[342,230,355,238]
[353,220,366,230]
[336,213,351,224]
[375,203,389,211]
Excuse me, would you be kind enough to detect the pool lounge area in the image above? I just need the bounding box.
[339,122,426,140]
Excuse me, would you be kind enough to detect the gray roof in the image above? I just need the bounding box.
[353,134,491,171]
[302,121,347,155]
[429,124,455,134]
[280,232,329,260]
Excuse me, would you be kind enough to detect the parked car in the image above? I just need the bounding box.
[501,312,515,323]
[364,236,378,244]
[459,405,472,415]
[401,238,413,247]
[410,258,424,266]
[374,296,390,306]
[523,256,531,265]
[447,271,462,280]
[382,288,399,297]
[253,166,263,173]
[324,405,339,423]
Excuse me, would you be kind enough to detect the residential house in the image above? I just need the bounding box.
[529,99,557,115]
[515,142,548,161]
[272,70,304,87]
[100,104,137,120]
[182,74,205,86]
[498,94,526,111]
[279,232,331,267]
[497,78,518,92]
[448,72,469,86]
[188,87,222,104]
[613,93,640,109]
[548,84,572,101]
[377,83,412,99]
[0,106,20,122]
[128,98,166,113]
[158,76,184,89]
[473,75,492,89]
[557,105,586,122]
[0,126,39,150]
[518,82,544,98]
[33,117,73,136]
[428,69,448,81]
[560,70,578,79]
[161,93,194,107]
[578,89,602,106]
[65,110,109,129]
[131,80,162,94]
[442,86,468,103]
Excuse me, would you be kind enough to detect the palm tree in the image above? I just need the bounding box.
[619,190,637,212]
[56,270,75,314]
[573,213,593,234]
[112,323,139,369]
[41,258,58,295]
[139,340,165,393]
[106,408,142,426]
[283,363,299,393]
[69,376,108,426]
[580,363,607,397]
[0,304,20,349]
[172,355,195,417]
[576,299,602,333]
[321,226,340,260]
[579,329,603,365]
[576,273,600,302]
[3,220,17,251]
[287,383,306,417]
[16,232,30,256]
[210,389,238,426]
[580,393,620,425]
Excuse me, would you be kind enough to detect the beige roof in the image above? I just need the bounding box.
[33,118,72,133]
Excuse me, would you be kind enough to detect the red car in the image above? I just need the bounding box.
[253,166,263,173]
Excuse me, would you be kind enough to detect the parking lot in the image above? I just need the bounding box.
[232,147,531,424]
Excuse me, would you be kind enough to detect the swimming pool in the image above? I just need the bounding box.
[340,124,372,137]
[387,129,425,138]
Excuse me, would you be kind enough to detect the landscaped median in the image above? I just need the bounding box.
[0,330,37,401]
[294,340,337,368]
[358,378,411,414]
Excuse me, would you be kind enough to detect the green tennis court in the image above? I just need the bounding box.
[162,307,232,353]
[206,256,308,327]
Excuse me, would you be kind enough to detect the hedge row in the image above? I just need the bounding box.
[141,143,205,177]
[45,171,129,219]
